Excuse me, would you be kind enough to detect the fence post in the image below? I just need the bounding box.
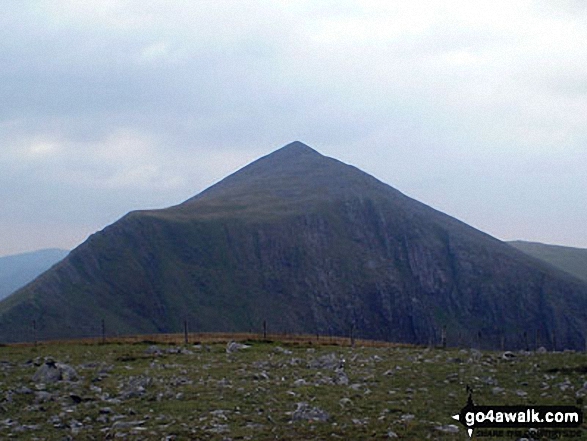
[101,319,105,344]
[263,320,267,339]
[441,326,447,349]
[184,320,188,345]
[33,320,37,346]
[552,330,557,352]
[523,331,529,351]
[552,329,556,352]
[535,329,540,350]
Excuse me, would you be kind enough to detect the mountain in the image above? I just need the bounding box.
[1,142,587,349]
[0,249,68,301]
[508,241,587,284]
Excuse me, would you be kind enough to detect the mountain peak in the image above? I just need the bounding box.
[178,141,331,209]
[174,140,406,218]
[262,141,322,162]
[279,141,317,154]
[3,141,587,350]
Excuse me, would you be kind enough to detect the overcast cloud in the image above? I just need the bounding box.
[1,0,586,256]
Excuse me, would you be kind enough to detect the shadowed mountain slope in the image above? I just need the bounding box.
[1,142,586,349]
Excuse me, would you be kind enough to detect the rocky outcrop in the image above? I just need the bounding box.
[1,142,586,349]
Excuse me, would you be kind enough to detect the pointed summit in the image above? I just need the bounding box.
[248,140,322,165]
[178,141,394,215]
[2,141,587,349]
[283,140,312,149]
[245,140,323,166]
[274,141,319,156]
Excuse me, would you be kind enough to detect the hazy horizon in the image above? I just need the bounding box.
[2,1,586,256]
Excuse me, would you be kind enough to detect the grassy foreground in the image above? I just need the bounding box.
[0,335,586,440]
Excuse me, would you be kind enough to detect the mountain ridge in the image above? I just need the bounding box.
[171,141,406,220]
[1,142,586,349]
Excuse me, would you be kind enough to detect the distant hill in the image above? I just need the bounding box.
[0,249,68,300]
[1,142,586,349]
[508,241,587,284]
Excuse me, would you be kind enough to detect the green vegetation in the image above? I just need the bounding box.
[2,143,587,350]
[0,337,585,439]
[509,241,587,284]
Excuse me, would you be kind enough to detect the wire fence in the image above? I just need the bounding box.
[1,320,585,352]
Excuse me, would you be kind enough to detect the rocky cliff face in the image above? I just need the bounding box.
[1,142,586,348]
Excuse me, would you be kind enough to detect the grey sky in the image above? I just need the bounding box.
[1,0,586,256]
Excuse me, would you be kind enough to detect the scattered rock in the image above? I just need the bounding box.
[210,409,229,420]
[291,402,330,422]
[339,397,352,407]
[308,353,343,370]
[119,376,151,399]
[34,391,53,403]
[165,346,192,355]
[14,386,33,395]
[349,383,365,391]
[32,358,78,383]
[557,379,572,391]
[48,415,65,429]
[144,345,162,355]
[69,394,83,404]
[481,376,497,385]
[334,368,349,385]
[253,371,270,381]
[207,424,230,434]
[111,420,146,429]
[445,372,459,382]
[468,349,482,362]
[226,341,250,353]
[435,424,459,433]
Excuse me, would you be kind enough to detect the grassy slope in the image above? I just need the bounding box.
[509,241,587,284]
[2,144,587,350]
[0,338,585,439]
